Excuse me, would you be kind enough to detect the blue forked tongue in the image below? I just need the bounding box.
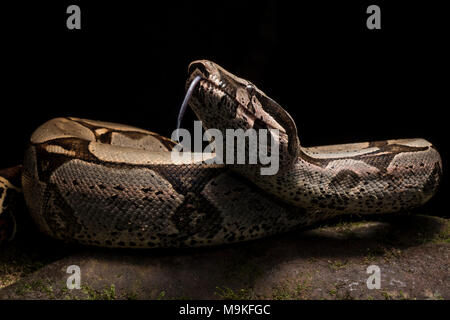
[175,75,202,141]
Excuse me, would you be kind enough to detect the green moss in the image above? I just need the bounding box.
[293,279,312,299]
[271,274,313,300]
[432,292,444,300]
[397,290,411,300]
[13,278,55,299]
[0,260,46,290]
[327,219,369,238]
[327,259,348,271]
[104,284,116,300]
[383,247,402,261]
[381,291,394,300]
[15,282,32,296]
[126,291,139,300]
[81,285,97,299]
[272,283,292,300]
[325,281,351,300]
[37,282,55,299]
[433,220,450,244]
[81,284,116,300]
[156,290,166,300]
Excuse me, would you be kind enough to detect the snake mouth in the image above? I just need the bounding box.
[197,78,239,107]
[177,73,239,133]
[187,65,240,108]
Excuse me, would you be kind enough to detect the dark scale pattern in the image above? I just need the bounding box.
[152,164,226,243]
[151,164,226,195]
[422,162,442,196]
[329,170,361,190]
[41,182,85,241]
[171,192,223,242]
[34,139,97,182]
[49,161,187,247]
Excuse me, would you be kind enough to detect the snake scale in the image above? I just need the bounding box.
[0,60,442,248]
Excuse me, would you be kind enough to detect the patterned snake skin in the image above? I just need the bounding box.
[0,60,442,248]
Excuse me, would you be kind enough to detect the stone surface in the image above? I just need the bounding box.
[0,214,448,300]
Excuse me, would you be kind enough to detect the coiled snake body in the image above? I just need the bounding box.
[0,60,442,248]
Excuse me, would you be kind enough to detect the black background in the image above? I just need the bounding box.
[2,1,448,217]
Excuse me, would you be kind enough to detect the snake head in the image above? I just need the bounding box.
[186,60,300,170]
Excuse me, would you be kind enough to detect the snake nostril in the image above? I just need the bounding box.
[188,62,209,78]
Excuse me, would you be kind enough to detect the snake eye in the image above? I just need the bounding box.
[246,84,255,95]
[188,62,209,78]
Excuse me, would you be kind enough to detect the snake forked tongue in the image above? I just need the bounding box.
[175,75,202,142]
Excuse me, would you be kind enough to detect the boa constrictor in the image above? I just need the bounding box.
[0,60,442,248]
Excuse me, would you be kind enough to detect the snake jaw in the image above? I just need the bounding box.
[186,60,300,167]
[187,60,281,130]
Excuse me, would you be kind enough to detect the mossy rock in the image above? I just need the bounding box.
[0,214,448,300]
